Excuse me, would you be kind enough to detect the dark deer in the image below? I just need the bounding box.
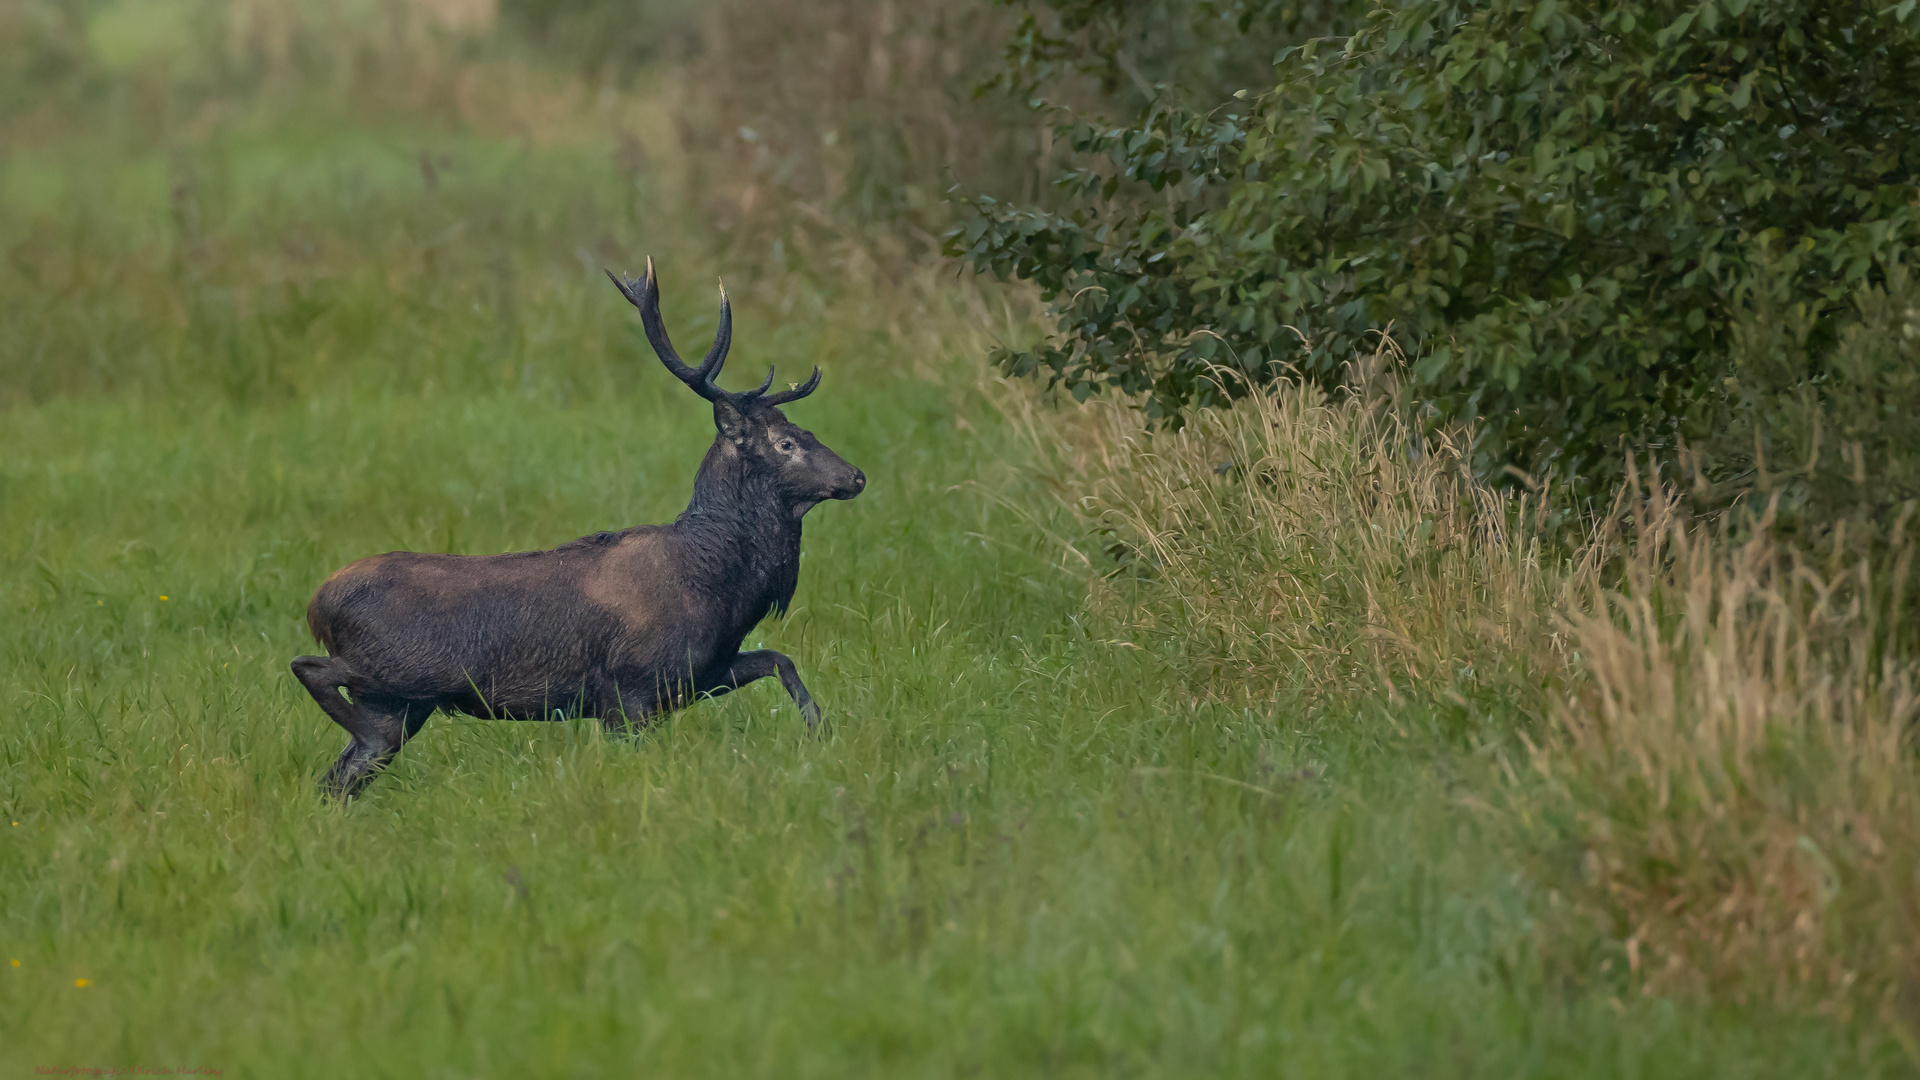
[290,259,865,796]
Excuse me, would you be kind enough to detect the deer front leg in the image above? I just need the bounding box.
[710,649,822,730]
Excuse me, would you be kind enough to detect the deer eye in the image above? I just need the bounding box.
[778,441,796,453]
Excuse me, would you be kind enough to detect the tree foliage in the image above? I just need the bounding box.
[1708,265,1920,558]
[952,0,1920,488]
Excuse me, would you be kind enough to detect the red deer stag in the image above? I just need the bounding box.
[291,259,865,796]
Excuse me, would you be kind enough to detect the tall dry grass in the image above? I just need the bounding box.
[1016,356,1920,1034]
[1530,478,1920,1029]
[1001,353,1564,726]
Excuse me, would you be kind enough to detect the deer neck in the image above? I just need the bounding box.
[673,442,803,617]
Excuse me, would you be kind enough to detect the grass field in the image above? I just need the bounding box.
[1,11,1913,1077]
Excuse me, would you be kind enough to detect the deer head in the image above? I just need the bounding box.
[607,259,865,513]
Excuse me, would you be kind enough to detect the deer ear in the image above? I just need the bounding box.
[713,399,751,442]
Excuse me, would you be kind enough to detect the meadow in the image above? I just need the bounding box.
[2,3,1915,1076]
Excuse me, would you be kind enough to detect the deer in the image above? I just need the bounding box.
[290,259,865,797]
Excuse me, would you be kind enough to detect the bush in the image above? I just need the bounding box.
[953,0,1920,492]
[1705,264,1920,562]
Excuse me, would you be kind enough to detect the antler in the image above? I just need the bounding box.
[607,259,821,409]
[606,256,731,402]
[759,367,821,407]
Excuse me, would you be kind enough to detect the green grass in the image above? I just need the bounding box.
[0,101,1899,1080]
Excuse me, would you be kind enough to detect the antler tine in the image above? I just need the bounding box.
[759,366,822,407]
[610,258,724,402]
[695,280,732,385]
[745,366,777,398]
[604,267,643,308]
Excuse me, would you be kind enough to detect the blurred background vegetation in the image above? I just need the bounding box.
[0,0,1083,412]
[10,0,1915,522]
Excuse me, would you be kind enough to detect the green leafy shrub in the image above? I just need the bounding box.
[1707,264,1920,557]
[953,0,1920,491]
[988,0,1348,106]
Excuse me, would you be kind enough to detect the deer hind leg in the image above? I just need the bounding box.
[292,655,432,797]
[594,679,674,737]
